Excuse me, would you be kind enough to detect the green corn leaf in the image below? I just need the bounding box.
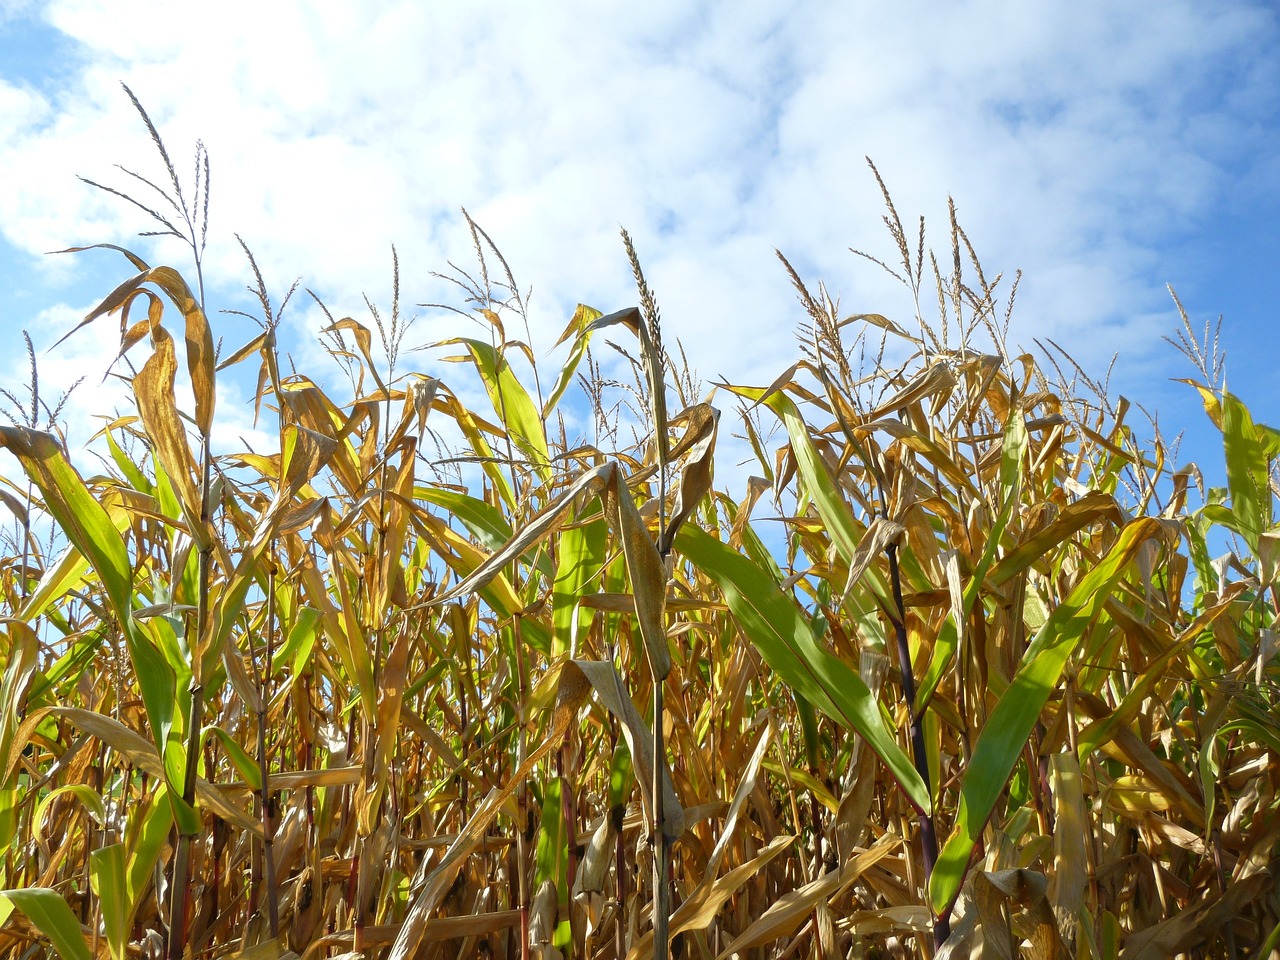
[730,385,862,558]
[105,423,154,495]
[416,485,514,550]
[16,542,91,624]
[544,303,603,418]
[1195,710,1280,841]
[17,495,139,623]
[0,427,178,754]
[609,741,634,810]
[125,785,174,916]
[444,338,551,481]
[534,777,569,905]
[89,844,129,960]
[17,540,97,625]
[124,618,179,758]
[929,516,1166,915]
[0,789,16,854]
[724,383,896,610]
[795,694,820,770]
[0,889,92,960]
[32,785,105,841]
[1220,391,1273,552]
[0,428,133,618]
[415,485,554,582]
[203,725,263,791]
[552,507,608,656]
[163,737,201,835]
[432,388,516,508]
[272,606,321,677]
[677,524,930,814]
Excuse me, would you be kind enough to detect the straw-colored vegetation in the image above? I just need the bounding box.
[0,91,1277,960]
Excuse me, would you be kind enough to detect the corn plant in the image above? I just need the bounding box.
[0,102,1276,960]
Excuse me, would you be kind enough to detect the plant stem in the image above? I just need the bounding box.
[168,435,213,960]
[886,542,949,948]
[652,677,670,960]
[258,568,280,938]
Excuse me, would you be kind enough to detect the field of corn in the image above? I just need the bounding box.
[0,96,1277,960]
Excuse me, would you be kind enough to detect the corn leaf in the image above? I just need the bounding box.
[145,265,217,437]
[132,325,205,546]
[0,428,133,617]
[545,303,603,417]
[1219,391,1273,551]
[677,524,930,813]
[0,888,92,960]
[916,405,1026,711]
[88,844,129,960]
[442,337,551,481]
[725,383,896,609]
[930,516,1167,915]
[551,506,608,655]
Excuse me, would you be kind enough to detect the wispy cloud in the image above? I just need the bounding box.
[1,0,1277,460]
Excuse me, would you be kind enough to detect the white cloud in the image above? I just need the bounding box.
[1,0,1277,480]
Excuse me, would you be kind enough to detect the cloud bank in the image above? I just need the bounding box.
[1,0,1277,463]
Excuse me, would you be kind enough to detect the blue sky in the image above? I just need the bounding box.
[1,0,1278,497]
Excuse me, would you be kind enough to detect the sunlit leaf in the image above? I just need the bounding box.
[930,517,1169,915]
[0,889,92,960]
[678,524,930,813]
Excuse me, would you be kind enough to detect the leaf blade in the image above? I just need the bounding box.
[929,517,1166,915]
[678,524,930,813]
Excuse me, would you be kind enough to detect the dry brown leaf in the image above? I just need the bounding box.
[132,324,206,544]
[627,834,794,960]
[16,706,260,834]
[659,403,719,554]
[716,833,900,958]
[1049,753,1088,951]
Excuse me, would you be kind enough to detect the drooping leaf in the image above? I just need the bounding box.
[1219,391,1273,551]
[677,524,930,813]
[604,465,670,680]
[5,707,258,835]
[586,306,668,464]
[132,325,205,545]
[145,265,217,437]
[658,403,719,555]
[564,658,683,839]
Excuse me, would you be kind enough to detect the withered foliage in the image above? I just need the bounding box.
[0,112,1276,960]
